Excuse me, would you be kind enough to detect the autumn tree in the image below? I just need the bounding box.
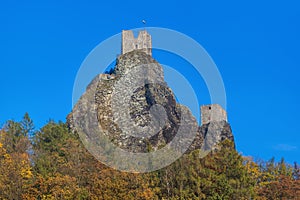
[0,114,33,200]
[1,115,300,199]
[255,158,300,199]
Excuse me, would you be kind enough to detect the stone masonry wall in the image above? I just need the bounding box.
[122,30,152,56]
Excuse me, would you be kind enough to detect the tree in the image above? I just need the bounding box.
[1,116,300,199]
[255,157,300,199]
[0,123,33,200]
[21,112,34,137]
[293,162,300,180]
[157,139,255,199]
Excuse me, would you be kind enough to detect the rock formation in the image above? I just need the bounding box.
[67,49,234,156]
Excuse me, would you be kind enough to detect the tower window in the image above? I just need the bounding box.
[209,106,211,110]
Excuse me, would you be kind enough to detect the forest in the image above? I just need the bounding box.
[0,113,299,199]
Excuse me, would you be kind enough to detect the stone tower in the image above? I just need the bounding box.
[122,30,152,56]
[201,104,227,125]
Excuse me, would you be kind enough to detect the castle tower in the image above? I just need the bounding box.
[201,104,227,125]
[122,30,152,56]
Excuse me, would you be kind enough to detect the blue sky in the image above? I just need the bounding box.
[0,0,299,163]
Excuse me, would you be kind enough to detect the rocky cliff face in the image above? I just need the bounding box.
[67,50,234,155]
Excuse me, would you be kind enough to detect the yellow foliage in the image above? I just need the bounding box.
[244,158,261,180]
[21,167,33,179]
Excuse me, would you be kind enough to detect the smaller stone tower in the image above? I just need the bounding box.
[122,30,152,56]
[201,104,227,125]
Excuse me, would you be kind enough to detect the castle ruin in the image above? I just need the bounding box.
[121,30,228,126]
[201,104,227,125]
[122,30,152,56]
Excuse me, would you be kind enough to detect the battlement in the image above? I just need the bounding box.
[201,104,227,125]
[122,30,152,56]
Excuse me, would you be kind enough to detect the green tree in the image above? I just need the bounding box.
[157,139,255,199]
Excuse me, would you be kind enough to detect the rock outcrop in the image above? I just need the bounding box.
[67,50,234,155]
